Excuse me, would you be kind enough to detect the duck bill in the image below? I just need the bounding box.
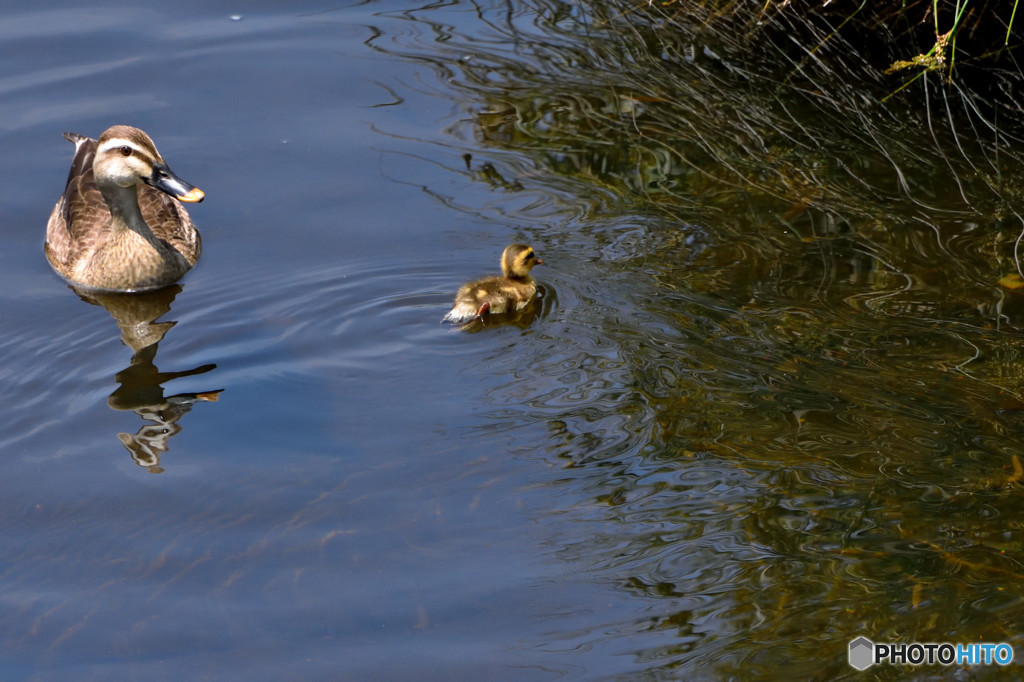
[147,163,205,203]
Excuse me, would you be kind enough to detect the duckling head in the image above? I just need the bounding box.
[94,125,204,203]
[501,243,542,279]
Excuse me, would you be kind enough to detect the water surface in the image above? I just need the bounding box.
[3,2,1024,680]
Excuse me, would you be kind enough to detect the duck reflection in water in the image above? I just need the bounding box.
[75,284,222,473]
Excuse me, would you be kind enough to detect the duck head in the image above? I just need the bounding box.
[94,125,204,203]
[501,243,542,279]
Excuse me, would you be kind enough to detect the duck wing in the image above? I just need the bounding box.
[137,183,201,264]
[46,133,111,270]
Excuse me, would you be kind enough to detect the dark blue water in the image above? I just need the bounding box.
[0,3,650,680]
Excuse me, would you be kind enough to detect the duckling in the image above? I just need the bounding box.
[45,125,205,292]
[443,243,543,324]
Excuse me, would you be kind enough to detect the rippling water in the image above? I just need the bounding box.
[4,1,1024,680]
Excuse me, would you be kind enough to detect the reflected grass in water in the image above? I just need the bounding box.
[371,2,1024,675]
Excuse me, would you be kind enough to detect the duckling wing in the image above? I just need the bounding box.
[498,280,537,309]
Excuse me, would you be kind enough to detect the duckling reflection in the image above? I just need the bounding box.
[74,285,222,473]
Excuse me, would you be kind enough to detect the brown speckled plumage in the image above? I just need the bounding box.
[443,243,542,324]
[45,125,204,292]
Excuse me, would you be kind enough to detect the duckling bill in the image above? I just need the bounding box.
[443,243,543,324]
[45,125,204,293]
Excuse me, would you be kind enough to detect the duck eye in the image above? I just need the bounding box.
[119,146,133,157]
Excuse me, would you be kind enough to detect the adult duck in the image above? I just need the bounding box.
[45,125,204,292]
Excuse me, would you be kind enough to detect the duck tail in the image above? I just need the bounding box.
[442,301,478,324]
[62,132,88,146]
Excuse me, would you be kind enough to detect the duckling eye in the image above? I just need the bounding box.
[119,146,133,157]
